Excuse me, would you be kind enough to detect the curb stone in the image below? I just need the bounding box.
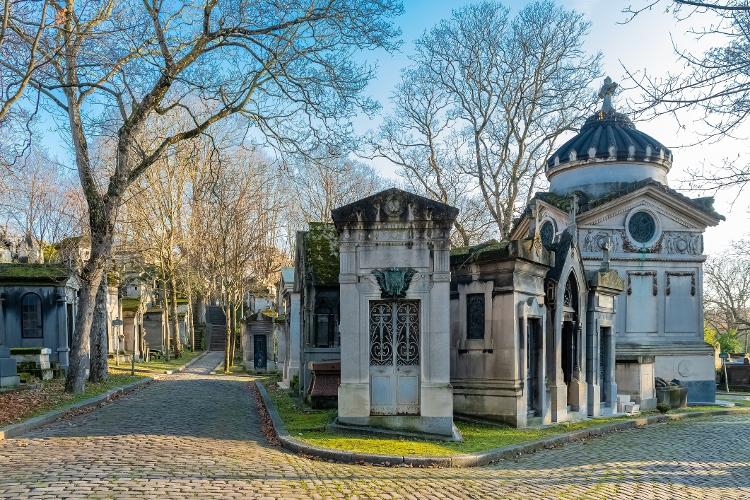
[254,380,749,468]
[0,350,209,441]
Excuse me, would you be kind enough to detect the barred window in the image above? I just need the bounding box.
[21,293,43,338]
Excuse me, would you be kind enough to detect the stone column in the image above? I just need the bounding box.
[548,307,567,423]
[287,292,302,381]
[56,287,70,370]
[605,328,617,411]
[0,294,19,387]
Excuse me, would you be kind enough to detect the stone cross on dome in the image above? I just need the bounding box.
[598,76,618,113]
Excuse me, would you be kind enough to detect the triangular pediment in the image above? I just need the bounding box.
[331,188,459,226]
[577,183,722,230]
[510,198,569,241]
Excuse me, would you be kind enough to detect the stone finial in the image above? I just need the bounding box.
[600,236,612,272]
[598,76,618,113]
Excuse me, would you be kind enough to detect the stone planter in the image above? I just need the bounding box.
[656,386,688,409]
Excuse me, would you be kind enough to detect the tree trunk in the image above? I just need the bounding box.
[169,271,181,358]
[89,276,109,383]
[224,304,231,373]
[229,303,237,368]
[65,236,110,394]
[161,278,171,361]
[188,289,195,352]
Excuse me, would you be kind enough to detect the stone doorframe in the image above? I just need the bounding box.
[518,296,547,426]
[548,267,589,424]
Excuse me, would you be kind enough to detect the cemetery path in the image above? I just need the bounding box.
[1,358,749,499]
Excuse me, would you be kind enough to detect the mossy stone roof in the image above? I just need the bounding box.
[450,239,511,265]
[0,264,71,284]
[305,223,340,286]
[122,297,142,312]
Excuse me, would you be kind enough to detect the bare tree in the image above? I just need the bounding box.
[0,147,85,258]
[372,67,493,246]
[623,1,750,193]
[290,157,386,226]
[704,239,750,351]
[7,0,401,393]
[192,148,283,371]
[387,1,600,240]
[0,0,57,167]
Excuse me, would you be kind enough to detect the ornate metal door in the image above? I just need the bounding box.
[254,335,267,370]
[369,300,420,415]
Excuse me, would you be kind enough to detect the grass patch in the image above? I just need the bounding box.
[262,382,747,457]
[0,374,145,428]
[109,349,204,375]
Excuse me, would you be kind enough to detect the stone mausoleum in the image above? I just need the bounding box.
[510,77,723,409]
[283,77,720,434]
[332,189,459,438]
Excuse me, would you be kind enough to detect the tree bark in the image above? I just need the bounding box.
[169,270,181,358]
[65,225,112,393]
[89,276,109,383]
[229,303,237,368]
[161,277,171,361]
[224,304,231,373]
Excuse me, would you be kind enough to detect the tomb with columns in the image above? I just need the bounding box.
[332,188,460,438]
[511,77,723,408]
[280,77,720,434]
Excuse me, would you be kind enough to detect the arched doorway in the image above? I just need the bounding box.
[561,273,580,410]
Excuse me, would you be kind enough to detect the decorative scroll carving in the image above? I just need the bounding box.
[666,271,696,296]
[662,232,702,255]
[396,301,420,366]
[627,271,658,296]
[582,230,622,253]
[622,229,663,253]
[371,268,417,299]
[369,302,393,366]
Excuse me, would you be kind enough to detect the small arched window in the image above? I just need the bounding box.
[21,293,43,338]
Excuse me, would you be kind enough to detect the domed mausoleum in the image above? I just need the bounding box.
[511,77,724,410]
[282,78,725,435]
[547,78,673,198]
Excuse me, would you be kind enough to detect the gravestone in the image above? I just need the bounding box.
[0,347,20,388]
[332,188,459,438]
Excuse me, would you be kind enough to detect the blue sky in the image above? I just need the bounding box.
[34,0,747,253]
[355,0,748,253]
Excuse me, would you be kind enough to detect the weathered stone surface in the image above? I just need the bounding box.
[1,350,749,498]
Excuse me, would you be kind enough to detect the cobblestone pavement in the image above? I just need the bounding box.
[1,353,748,499]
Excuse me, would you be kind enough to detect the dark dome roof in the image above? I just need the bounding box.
[547,110,672,170]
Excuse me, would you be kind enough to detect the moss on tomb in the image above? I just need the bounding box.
[306,223,339,286]
[0,264,70,283]
[121,297,142,312]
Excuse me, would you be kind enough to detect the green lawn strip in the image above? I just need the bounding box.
[260,380,674,457]
[109,349,203,375]
[0,374,145,428]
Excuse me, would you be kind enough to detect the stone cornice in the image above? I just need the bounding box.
[577,185,720,228]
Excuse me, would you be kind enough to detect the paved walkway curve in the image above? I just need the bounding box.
[1,353,749,498]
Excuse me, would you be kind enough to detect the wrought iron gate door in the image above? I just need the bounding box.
[369,300,420,415]
[254,335,267,370]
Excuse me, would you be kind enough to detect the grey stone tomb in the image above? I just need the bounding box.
[332,188,459,438]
